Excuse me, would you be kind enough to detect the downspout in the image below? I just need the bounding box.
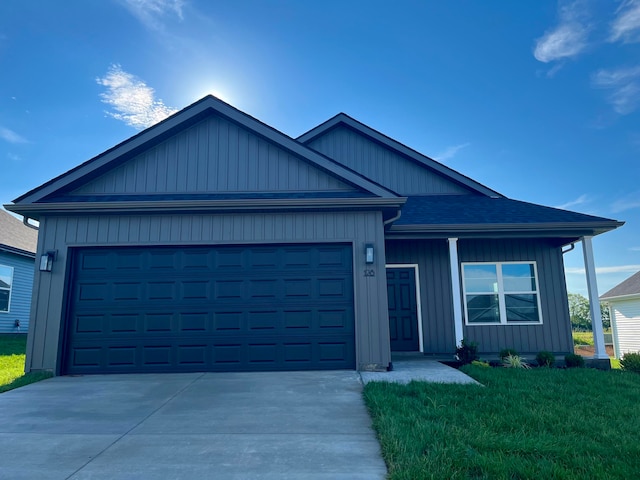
[383,209,402,227]
[22,216,39,230]
[562,242,575,254]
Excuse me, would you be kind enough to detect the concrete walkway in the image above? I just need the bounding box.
[360,358,480,385]
[0,371,386,479]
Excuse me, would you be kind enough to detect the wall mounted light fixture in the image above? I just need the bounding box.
[39,250,57,272]
[365,244,374,264]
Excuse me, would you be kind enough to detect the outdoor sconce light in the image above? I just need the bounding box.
[39,250,57,272]
[365,244,375,264]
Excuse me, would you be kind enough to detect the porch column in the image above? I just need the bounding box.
[448,238,464,347]
[582,236,608,359]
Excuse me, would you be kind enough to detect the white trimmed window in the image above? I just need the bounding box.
[0,265,13,312]
[462,262,542,325]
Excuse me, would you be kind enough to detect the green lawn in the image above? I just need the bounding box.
[0,334,52,393]
[364,365,640,479]
[572,330,594,346]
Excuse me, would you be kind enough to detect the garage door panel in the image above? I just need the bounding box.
[64,244,355,374]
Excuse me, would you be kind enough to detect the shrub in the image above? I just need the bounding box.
[502,354,530,369]
[565,353,585,368]
[456,339,479,365]
[620,352,640,373]
[471,360,490,368]
[499,348,519,360]
[536,351,555,367]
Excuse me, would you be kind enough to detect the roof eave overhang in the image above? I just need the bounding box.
[4,197,407,219]
[0,244,36,258]
[386,221,624,239]
[600,292,640,302]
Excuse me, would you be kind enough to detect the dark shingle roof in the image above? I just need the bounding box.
[0,209,38,255]
[394,195,620,227]
[600,271,640,300]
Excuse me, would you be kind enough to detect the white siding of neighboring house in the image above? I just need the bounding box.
[610,297,640,358]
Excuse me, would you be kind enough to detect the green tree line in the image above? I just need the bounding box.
[568,293,610,331]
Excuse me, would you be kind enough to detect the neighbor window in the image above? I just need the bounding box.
[0,265,13,312]
[462,262,542,325]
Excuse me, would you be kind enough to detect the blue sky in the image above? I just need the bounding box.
[1,0,639,296]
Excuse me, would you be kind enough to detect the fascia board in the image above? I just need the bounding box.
[388,221,624,236]
[14,97,399,205]
[298,113,503,198]
[600,293,640,301]
[4,197,407,218]
[0,244,36,258]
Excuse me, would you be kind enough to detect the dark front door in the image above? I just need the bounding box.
[387,267,419,352]
[63,244,355,374]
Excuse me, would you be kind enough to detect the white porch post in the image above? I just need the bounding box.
[582,236,608,359]
[448,238,464,347]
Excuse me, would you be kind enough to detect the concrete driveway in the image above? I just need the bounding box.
[0,371,387,479]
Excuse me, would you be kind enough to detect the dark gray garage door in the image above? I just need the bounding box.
[63,244,354,374]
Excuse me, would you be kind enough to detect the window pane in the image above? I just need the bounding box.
[0,289,8,312]
[463,264,498,293]
[0,265,12,289]
[466,294,501,323]
[505,294,540,322]
[502,264,536,292]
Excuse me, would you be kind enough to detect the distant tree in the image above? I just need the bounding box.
[568,293,611,331]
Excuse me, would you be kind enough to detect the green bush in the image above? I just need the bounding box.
[536,350,555,367]
[620,352,640,373]
[502,354,530,369]
[565,353,585,368]
[456,339,479,365]
[499,348,519,360]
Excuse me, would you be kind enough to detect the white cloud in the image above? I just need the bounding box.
[553,194,588,210]
[610,0,640,43]
[629,246,640,251]
[592,66,640,115]
[610,191,640,213]
[434,143,470,162]
[96,64,177,130]
[534,1,590,63]
[119,0,184,30]
[0,126,27,144]
[566,264,640,275]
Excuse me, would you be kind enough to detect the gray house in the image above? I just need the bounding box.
[5,96,622,375]
[0,209,37,334]
[601,271,640,358]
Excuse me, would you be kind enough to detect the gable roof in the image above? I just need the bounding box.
[11,96,400,206]
[387,195,623,238]
[0,209,37,257]
[297,113,502,198]
[600,271,640,300]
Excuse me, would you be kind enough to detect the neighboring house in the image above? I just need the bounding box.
[5,96,623,375]
[601,271,640,358]
[0,209,38,334]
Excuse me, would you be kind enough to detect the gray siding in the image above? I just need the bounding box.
[306,125,473,195]
[27,211,390,373]
[73,116,355,195]
[0,251,34,334]
[385,239,455,354]
[386,238,573,356]
[458,239,573,356]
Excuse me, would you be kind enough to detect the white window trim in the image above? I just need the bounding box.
[461,261,543,326]
[385,264,424,352]
[0,264,14,314]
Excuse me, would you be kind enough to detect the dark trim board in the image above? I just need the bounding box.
[61,243,356,374]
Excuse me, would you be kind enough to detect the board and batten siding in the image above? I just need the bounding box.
[305,125,473,196]
[610,298,640,358]
[385,239,455,354]
[0,251,34,334]
[458,238,573,355]
[26,211,391,374]
[73,116,355,195]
